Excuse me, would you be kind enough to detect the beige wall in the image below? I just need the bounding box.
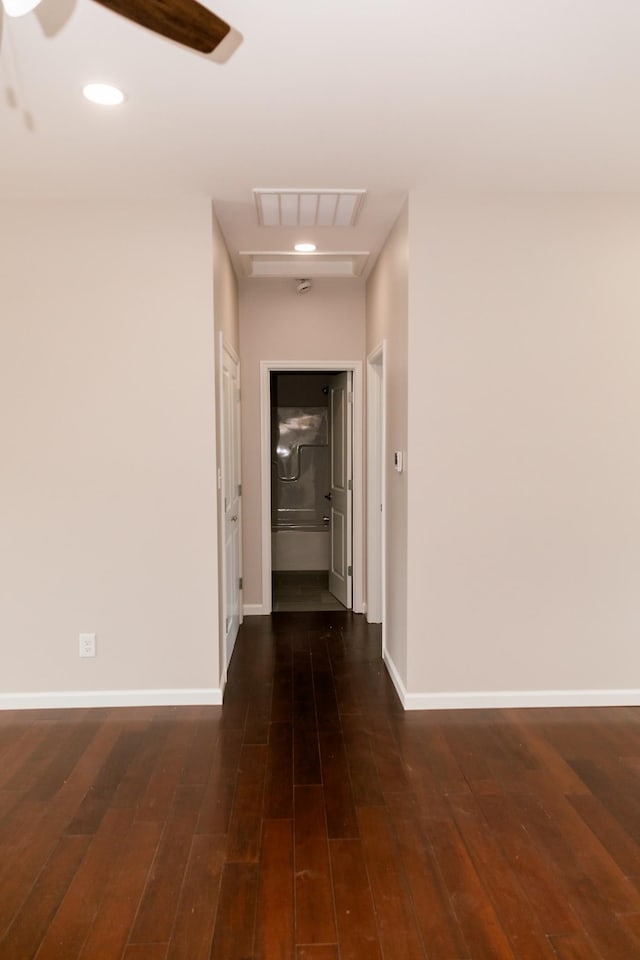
[6,192,634,709]
[212,206,240,355]
[407,191,640,701]
[365,203,409,683]
[0,199,220,703]
[239,278,365,607]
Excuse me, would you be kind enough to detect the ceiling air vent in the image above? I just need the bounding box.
[253,189,366,228]
[238,251,369,279]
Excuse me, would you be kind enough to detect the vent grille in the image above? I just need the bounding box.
[238,251,369,279]
[254,190,366,228]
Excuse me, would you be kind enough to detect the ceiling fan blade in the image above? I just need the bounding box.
[90,0,231,54]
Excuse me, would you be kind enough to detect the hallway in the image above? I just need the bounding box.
[1,613,640,958]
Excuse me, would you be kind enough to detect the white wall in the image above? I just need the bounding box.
[406,191,640,705]
[0,199,221,706]
[212,206,240,355]
[365,204,409,685]
[239,278,365,609]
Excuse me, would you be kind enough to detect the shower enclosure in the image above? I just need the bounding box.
[270,374,331,572]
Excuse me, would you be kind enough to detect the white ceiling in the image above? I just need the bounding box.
[2,0,640,278]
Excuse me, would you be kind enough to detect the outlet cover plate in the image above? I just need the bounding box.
[79,633,96,658]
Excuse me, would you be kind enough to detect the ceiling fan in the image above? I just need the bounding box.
[0,0,231,57]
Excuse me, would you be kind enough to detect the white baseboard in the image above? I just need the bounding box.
[383,648,407,706]
[242,601,364,617]
[0,687,223,711]
[381,653,640,711]
[401,688,640,710]
[243,603,269,616]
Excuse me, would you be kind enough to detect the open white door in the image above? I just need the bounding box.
[220,337,242,670]
[328,371,352,608]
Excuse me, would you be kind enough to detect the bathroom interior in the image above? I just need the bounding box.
[271,371,347,612]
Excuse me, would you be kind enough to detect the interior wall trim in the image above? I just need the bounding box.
[259,359,364,616]
[382,648,408,707]
[243,603,269,616]
[382,653,640,711]
[0,688,223,711]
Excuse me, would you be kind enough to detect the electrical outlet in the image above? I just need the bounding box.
[79,633,96,658]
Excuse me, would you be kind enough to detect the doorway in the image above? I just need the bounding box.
[270,371,351,612]
[260,360,363,615]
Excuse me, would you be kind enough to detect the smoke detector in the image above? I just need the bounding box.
[296,278,312,294]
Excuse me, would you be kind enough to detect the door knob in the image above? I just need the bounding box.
[324,492,332,501]
[230,515,238,522]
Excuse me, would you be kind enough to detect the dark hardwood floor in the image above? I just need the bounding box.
[2,612,640,958]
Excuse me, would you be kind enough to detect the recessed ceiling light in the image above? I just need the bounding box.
[2,0,42,16]
[83,83,125,106]
[294,243,316,253]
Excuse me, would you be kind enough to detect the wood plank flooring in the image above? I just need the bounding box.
[2,611,640,958]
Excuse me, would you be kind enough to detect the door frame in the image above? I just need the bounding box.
[259,359,364,615]
[218,333,243,688]
[366,342,386,648]
[328,370,353,609]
